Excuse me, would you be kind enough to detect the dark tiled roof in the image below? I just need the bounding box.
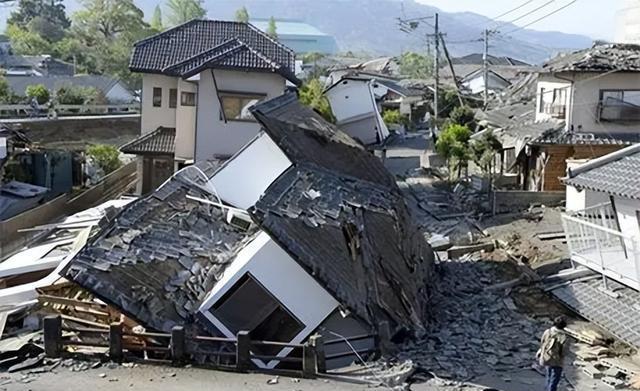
[249,94,436,330]
[63,161,256,334]
[130,19,299,84]
[120,127,175,155]
[565,145,640,199]
[543,43,640,73]
[531,128,634,146]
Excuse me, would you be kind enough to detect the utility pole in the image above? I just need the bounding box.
[433,13,439,134]
[483,28,490,108]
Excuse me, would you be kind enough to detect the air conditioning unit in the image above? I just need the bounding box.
[226,210,253,231]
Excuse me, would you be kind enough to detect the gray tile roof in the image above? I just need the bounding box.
[130,19,299,84]
[543,43,640,73]
[120,127,175,155]
[565,144,640,199]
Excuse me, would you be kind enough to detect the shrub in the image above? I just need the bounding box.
[25,84,50,104]
[86,144,121,175]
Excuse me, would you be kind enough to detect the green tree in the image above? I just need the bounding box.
[471,132,503,193]
[25,84,50,104]
[6,23,52,55]
[399,52,432,79]
[235,6,249,23]
[87,144,122,175]
[8,0,70,31]
[165,0,206,26]
[266,16,277,39]
[299,78,335,123]
[436,123,471,180]
[150,5,163,31]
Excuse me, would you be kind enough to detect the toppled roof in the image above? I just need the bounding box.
[130,19,299,84]
[543,43,640,73]
[531,128,634,146]
[120,127,175,155]
[63,161,258,333]
[564,144,640,199]
[250,94,435,330]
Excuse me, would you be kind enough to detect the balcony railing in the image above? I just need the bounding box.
[561,202,640,290]
[543,103,567,119]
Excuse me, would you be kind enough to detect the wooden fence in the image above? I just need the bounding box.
[43,315,380,377]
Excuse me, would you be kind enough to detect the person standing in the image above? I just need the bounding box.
[537,316,568,391]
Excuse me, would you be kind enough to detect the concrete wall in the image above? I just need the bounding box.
[195,69,285,160]
[493,190,565,214]
[141,74,178,134]
[209,132,291,210]
[175,79,197,160]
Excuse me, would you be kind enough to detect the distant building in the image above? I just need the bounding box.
[250,19,338,54]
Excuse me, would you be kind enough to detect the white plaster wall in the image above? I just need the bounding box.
[571,72,640,136]
[614,197,640,247]
[141,74,178,134]
[535,75,572,124]
[195,70,286,160]
[199,232,339,369]
[209,132,292,210]
[175,79,197,160]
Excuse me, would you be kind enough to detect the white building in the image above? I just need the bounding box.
[122,19,300,194]
[562,144,640,290]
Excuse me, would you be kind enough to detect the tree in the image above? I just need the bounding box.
[471,132,503,193]
[150,5,163,31]
[299,78,335,123]
[235,6,249,23]
[399,52,432,79]
[436,123,471,180]
[25,84,50,104]
[165,0,206,26]
[87,144,122,175]
[266,16,277,39]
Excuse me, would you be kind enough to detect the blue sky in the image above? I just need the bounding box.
[417,0,622,39]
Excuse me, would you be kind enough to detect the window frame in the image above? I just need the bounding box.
[219,91,267,123]
[152,87,162,107]
[180,91,196,106]
[169,88,177,108]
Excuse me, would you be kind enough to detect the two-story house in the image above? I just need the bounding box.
[121,19,300,194]
[517,44,640,191]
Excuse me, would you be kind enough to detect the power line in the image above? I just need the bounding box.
[502,0,579,35]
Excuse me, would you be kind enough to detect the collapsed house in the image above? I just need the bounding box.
[62,93,436,369]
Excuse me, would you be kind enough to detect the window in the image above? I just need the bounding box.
[181,91,196,106]
[152,87,162,107]
[600,89,640,121]
[169,89,177,108]
[220,92,266,121]
[209,273,304,355]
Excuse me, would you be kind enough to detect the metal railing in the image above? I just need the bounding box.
[562,203,640,288]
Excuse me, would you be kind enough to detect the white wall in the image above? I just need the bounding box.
[141,74,178,134]
[198,232,339,369]
[209,132,291,210]
[535,74,572,124]
[195,69,286,160]
[175,79,197,161]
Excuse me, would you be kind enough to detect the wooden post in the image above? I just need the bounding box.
[302,343,317,378]
[109,322,123,361]
[236,331,250,372]
[43,315,62,358]
[309,334,326,373]
[170,326,185,364]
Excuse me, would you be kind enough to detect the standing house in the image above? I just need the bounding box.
[324,74,391,145]
[124,19,299,194]
[64,94,435,369]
